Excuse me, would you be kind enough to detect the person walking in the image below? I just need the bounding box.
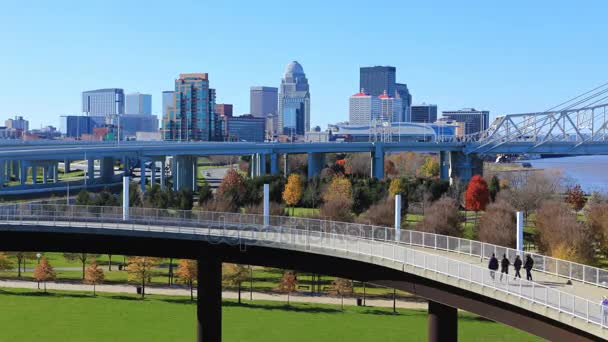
[500,254,510,281]
[602,296,608,326]
[488,253,499,281]
[513,255,522,279]
[524,255,534,281]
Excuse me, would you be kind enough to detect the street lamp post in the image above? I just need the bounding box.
[36,253,42,289]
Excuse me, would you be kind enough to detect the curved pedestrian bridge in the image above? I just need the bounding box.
[0,204,606,341]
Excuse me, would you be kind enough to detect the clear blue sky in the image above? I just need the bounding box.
[1,0,607,129]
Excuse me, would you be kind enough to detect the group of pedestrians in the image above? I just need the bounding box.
[488,253,534,281]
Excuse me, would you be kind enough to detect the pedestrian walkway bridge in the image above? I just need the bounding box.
[0,204,606,341]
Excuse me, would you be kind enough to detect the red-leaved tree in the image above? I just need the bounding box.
[465,175,490,211]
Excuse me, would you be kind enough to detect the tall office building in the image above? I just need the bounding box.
[360,66,396,97]
[125,93,152,115]
[215,104,233,118]
[395,83,412,121]
[379,92,403,123]
[162,73,221,141]
[82,88,125,116]
[250,86,278,118]
[162,91,175,117]
[441,108,490,135]
[5,115,29,132]
[411,104,438,123]
[278,61,310,135]
[349,90,381,125]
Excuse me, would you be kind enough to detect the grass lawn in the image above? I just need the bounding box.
[0,287,540,342]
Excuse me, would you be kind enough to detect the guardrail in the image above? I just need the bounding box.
[0,203,606,331]
[1,204,607,290]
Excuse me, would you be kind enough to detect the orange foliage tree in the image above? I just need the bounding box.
[565,184,587,211]
[465,175,490,211]
[278,271,298,306]
[0,252,14,272]
[126,256,160,299]
[175,259,198,301]
[84,258,105,296]
[282,173,303,215]
[33,257,56,293]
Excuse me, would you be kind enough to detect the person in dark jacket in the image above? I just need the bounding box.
[524,255,534,281]
[513,255,522,279]
[488,253,499,280]
[500,254,510,281]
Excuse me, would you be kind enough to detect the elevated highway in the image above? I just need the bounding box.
[0,204,606,341]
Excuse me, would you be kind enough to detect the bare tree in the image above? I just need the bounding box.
[476,200,516,247]
[416,197,463,237]
[499,170,564,216]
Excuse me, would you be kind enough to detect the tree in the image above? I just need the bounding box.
[282,174,303,215]
[175,187,194,210]
[126,256,160,299]
[63,253,101,279]
[320,176,354,221]
[0,252,14,272]
[128,182,143,207]
[277,271,298,306]
[76,189,91,205]
[33,257,56,293]
[84,258,105,296]
[488,175,500,202]
[535,201,594,263]
[465,175,490,211]
[416,197,463,237]
[331,278,353,311]
[9,252,35,277]
[388,178,404,197]
[217,169,246,206]
[357,197,405,228]
[587,202,608,257]
[497,169,563,216]
[197,180,213,206]
[476,200,516,247]
[223,263,249,304]
[175,259,198,301]
[565,184,587,212]
[384,160,398,178]
[94,187,119,206]
[417,157,439,178]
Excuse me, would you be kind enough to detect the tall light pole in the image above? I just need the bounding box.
[36,253,42,289]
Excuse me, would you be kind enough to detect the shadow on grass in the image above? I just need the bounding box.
[0,289,93,299]
[108,295,141,301]
[222,301,342,314]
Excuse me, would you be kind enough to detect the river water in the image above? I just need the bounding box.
[522,156,608,193]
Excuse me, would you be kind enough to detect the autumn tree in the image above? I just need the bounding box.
[497,170,563,216]
[0,252,14,272]
[416,197,463,237]
[565,184,587,212]
[417,157,440,178]
[278,271,298,306]
[175,259,198,301]
[320,176,354,222]
[84,258,105,296]
[33,257,56,293]
[282,174,303,215]
[9,252,36,277]
[488,175,500,202]
[465,175,490,211]
[331,278,353,311]
[63,253,101,279]
[223,263,249,304]
[217,169,247,207]
[384,160,398,178]
[126,256,160,299]
[476,200,516,247]
[535,201,594,263]
[357,197,405,228]
[586,202,608,257]
[388,178,404,197]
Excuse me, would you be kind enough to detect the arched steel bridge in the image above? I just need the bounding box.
[0,204,606,341]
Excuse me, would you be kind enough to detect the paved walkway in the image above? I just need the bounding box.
[0,279,428,310]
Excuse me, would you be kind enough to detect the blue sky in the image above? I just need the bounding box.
[1,0,607,129]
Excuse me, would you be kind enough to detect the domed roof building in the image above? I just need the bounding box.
[278,61,310,136]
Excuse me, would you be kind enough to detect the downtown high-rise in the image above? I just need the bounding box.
[82,88,125,116]
[250,86,278,118]
[359,66,412,122]
[162,73,221,141]
[125,92,152,115]
[278,61,310,136]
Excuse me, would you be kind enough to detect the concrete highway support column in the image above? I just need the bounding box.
[258,153,267,175]
[31,165,37,184]
[87,159,95,182]
[42,165,48,184]
[160,159,166,190]
[139,159,146,193]
[307,152,325,179]
[428,301,457,342]
[0,160,5,187]
[270,153,279,175]
[371,144,385,179]
[11,160,19,180]
[439,151,450,181]
[151,161,156,187]
[197,256,222,342]
[53,163,59,183]
[100,157,114,183]
[20,161,27,185]
[64,159,71,174]
[174,155,195,191]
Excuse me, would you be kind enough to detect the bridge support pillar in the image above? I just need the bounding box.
[259,153,267,175]
[31,165,37,184]
[20,161,27,185]
[87,159,95,182]
[371,144,385,179]
[160,159,166,190]
[444,151,483,185]
[64,159,71,174]
[428,301,457,342]
[42,165,48,184]
[53,163,59,183]
[0,160,5,187]
[439,151,450,181]
[174,155,195,191]
[139,159,146,193]
[197,256,222,342]
[270,153,279,175]
[11,160,19,179]
[307,152,325,179]
[151,161,156,187]
[100,157,114,183]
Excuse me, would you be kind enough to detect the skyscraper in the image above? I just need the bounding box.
[349,90,381,125]
[82,88,125,116]
[162,91,175,118]
[162,73,220,141]
[395,83,412,122]
[125,93,152,115]
[360,66,396,97]
[278,61,310,136]
[250,86,278,118]
[411,104,438,123]
[441,108,490,135]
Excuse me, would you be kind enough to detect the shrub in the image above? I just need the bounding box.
[476,200,516,247]
[416,197,463,237]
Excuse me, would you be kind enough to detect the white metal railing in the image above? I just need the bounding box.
[0,204,607,331]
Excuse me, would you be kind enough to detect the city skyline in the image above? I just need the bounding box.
[1,1,607,130]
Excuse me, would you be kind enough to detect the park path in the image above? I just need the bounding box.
[0,279,428,310]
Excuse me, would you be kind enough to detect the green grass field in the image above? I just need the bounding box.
[0,288,540,342]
